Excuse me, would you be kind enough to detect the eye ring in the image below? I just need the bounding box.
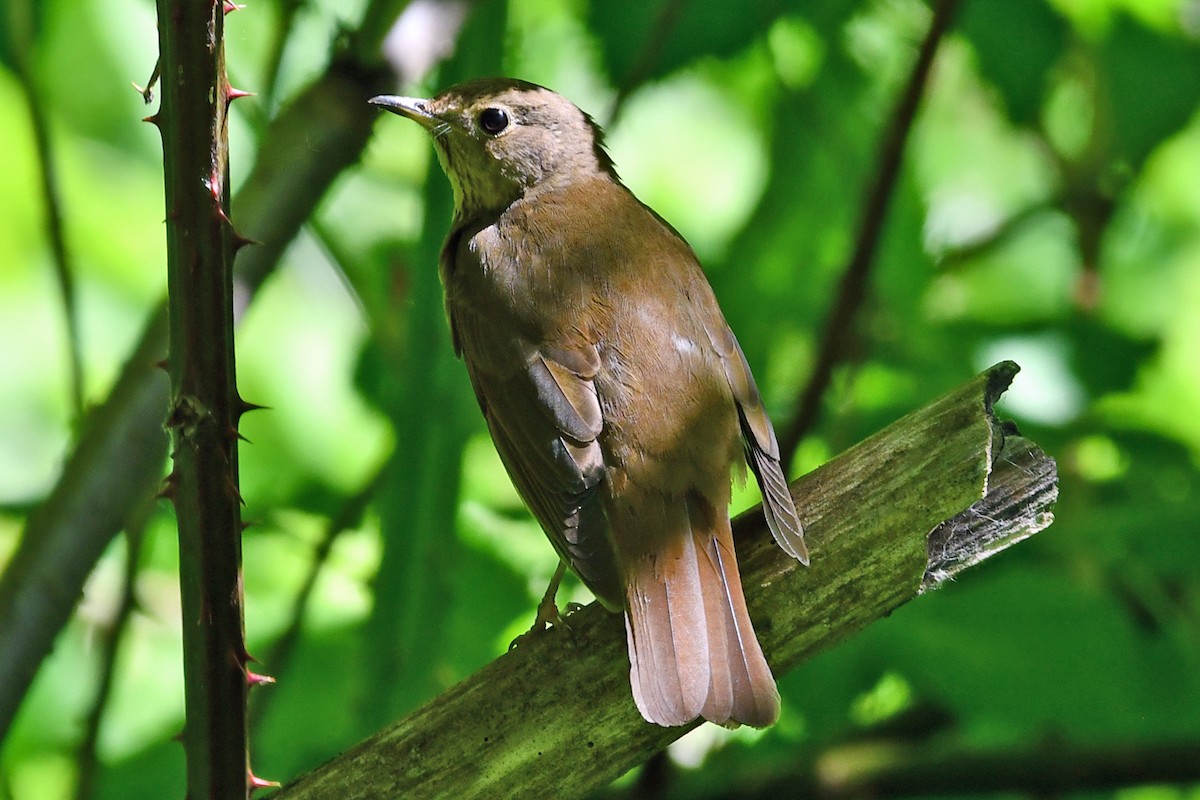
[479,107,509,135]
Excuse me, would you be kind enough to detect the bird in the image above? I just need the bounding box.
[370,78,808,728]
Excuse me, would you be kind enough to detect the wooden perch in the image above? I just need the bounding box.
[274,361,1057,800]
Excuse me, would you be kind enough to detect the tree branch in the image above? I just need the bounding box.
[0,308,169,742]
[16,50,84,419]
[822,739,1200,797]
[711,738,1200,799]
[274,361,1057,799]
[73,504,152,800]
[778,0,959,471]
[606,0,686,123]
[5,0,85,419]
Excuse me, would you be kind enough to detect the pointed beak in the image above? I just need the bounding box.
[369,95,437,129]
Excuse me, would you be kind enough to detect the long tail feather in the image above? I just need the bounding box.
[624,493,780,728]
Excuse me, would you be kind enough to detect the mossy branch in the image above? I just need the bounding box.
[274,361,1058,800]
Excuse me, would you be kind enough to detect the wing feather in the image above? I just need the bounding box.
[459,323,624,607]
[702,320,809,564]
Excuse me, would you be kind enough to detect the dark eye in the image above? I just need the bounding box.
[479,107,509,135]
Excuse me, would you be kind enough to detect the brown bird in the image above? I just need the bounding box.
[371,78,808,728]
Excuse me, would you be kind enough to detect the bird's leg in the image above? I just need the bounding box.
[532,559,570,629]
[510,560,570,650]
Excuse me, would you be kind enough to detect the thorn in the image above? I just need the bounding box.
[239,520,253,533]
[249,771,281,794]
[141,112,161,127]
[231,649,246,671]
[234,643,259,668]
[156,471,180,501]
[224,1,246,13]
[234,397,269,420]
[226,86,255,102]
[247,670,275,687]
[231,230,259,254]
[226,477,246,506]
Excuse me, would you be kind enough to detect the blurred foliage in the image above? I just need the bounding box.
[1,0,1199,797]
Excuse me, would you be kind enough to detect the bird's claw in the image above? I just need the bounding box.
[509,595,569,650]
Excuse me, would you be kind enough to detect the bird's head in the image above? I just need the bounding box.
[371,78,616,218]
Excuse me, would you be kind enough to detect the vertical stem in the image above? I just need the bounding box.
[20,77,84,418]
[7,0,85,417]
[777,0,959,471]
[74,512,151,800]
[154,1,249,797]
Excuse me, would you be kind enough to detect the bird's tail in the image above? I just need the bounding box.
[623,491,780,728]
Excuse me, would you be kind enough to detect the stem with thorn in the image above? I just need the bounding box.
[153,0,262,795]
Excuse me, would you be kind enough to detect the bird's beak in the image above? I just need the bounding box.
[369,95,437,129]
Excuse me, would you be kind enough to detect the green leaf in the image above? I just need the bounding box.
[1101,15,1200,169]
[711,44,872,371]
[587,0,786,88]
[958,0,1066,126]
[1065,314,1157,397]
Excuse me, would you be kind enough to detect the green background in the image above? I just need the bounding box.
[1,0,1199,797]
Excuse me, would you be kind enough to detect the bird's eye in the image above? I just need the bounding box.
[479,108,509,135]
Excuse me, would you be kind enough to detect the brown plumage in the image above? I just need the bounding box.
[371,78,808,727]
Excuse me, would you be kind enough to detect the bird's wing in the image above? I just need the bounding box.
[458,325,625,608]
[702,319,809,564]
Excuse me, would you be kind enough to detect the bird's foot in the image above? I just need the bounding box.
[509,596,565,650]
[509,561,573,650]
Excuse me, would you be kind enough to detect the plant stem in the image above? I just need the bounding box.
[778,0,959,471]
[73,507,152,800]
[155,0,249,795]
[9,0,84,418]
